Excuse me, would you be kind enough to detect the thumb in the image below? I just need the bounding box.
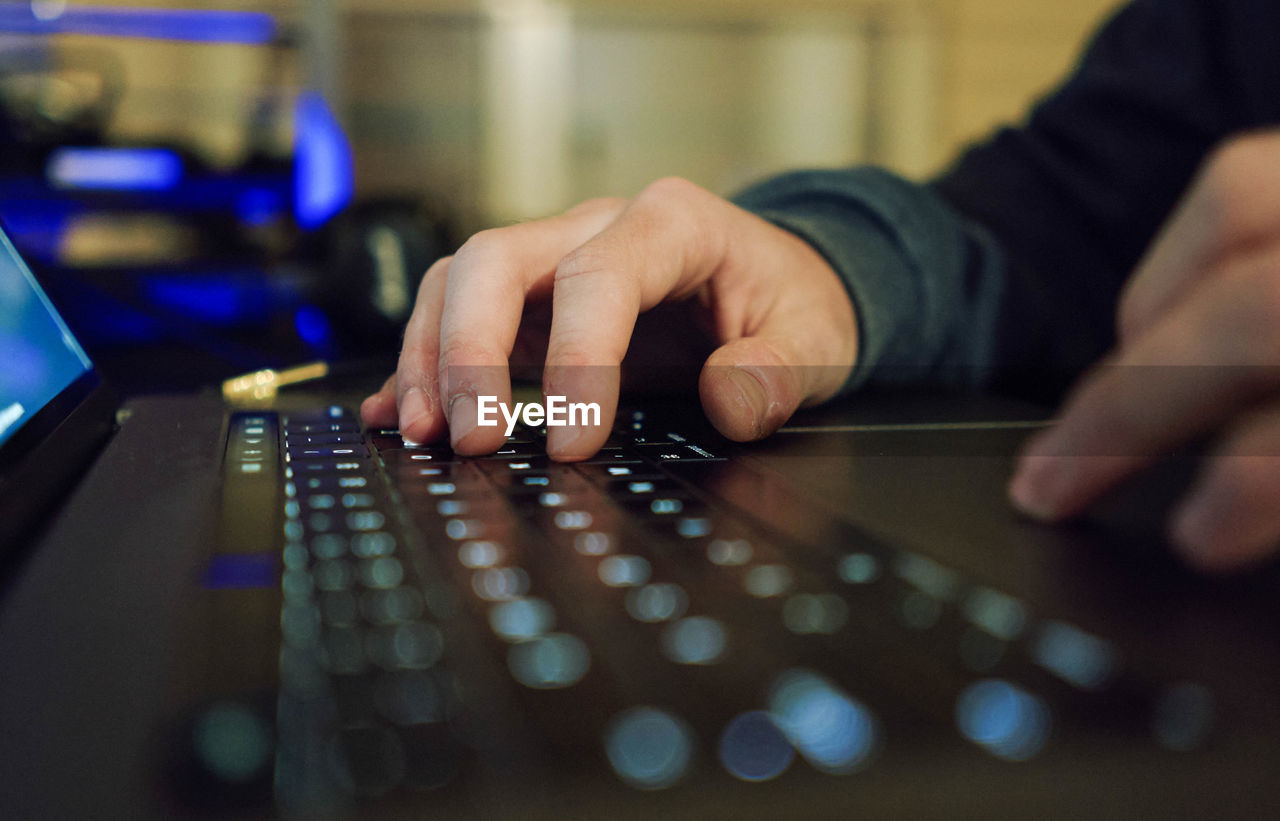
[699,335,845,441]
[695,208,858,442]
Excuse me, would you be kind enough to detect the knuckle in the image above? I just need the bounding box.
[395,342,433,381]
[546,329,629,368]
[417,255,451,294]
[566,196,628,218]
[1207,132,1280,176]
[398,325,431,358]
[454,228,514,271]
[638,176,705,207]
[633,177,719,268]
[437,336,503,370]
[554,246,604,282]
[544,344,603,369]
[1201,133,1280,210]
[1206,135,1263,186]
[554,244,633,292]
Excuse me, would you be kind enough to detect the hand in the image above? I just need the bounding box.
[361,177,857,461]
[1009,132,1280,572]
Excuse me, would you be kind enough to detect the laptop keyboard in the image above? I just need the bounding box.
[246,405,1215,806]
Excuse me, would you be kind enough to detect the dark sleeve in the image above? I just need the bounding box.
[734,0,1280,403]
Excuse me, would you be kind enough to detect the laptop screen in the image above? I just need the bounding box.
[0,226,94,448]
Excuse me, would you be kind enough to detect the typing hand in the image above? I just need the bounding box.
[361,178,857,460]
[1010,132,1280,571]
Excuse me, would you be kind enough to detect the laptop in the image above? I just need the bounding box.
[3,216,1280,820]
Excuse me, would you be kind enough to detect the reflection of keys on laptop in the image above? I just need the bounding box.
[273,407,469,800]
[252,404,1215,804]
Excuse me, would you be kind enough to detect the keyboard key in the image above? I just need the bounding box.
[365,622,444,670]
[350,532,396,558]
[288,421,360,435]
[574,463,661,484]
[286,432,364,446]
[661,616,728,665]
[261,404,1207,800]
[362,587,427,625]
[489,597,556,642]
[374,670,447,727]
[476,456,553,474]
[597,555,652,588]
[580,452,642,464]
[508,633,591,689]
[398,722,466,790]
[625,583,689,623]
[471,567,531,601]
[635,442,724,461]
[319,590,360,627]
[287,445,369,460]
[329,724,407,797]
[290,460,368,475]
[603,707,695,789]
[380,450,459,467]
[477,441,545,459]
[369,434,450,453]
[283,406,353,422]
[297,475,373,493]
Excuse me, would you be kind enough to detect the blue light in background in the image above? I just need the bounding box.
[293,303,335,355]
[0,201,73,263]
[235,187,284,227]
[46,147,183,192]
[293,91,354,230]
[0,3,276,44]
[141,274,270,325]
[62,297,160,344]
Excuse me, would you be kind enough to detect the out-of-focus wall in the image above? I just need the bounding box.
[25,0,1127,230]
[41,32,295,167]
[933,0,1126,170]
[339,0,945,227]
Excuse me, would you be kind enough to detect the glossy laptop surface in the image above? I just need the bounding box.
[2,217,1280,819]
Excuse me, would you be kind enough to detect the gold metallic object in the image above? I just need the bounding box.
[222,361,330,402]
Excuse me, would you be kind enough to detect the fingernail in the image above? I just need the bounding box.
[1008,454,1070,520]
[727,368,768,437]
[547,425,586,460]
[399,387,430,436]
[448,393,478,449]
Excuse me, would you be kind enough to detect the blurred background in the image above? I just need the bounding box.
[0,0,1123,394]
